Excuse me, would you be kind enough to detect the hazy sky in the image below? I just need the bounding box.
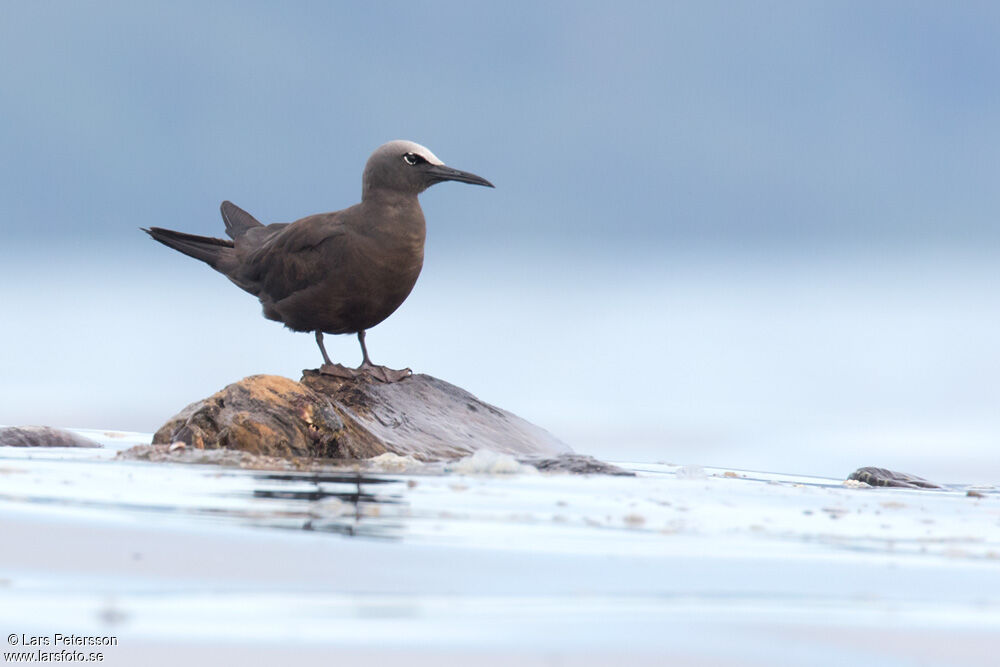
[2,2,998,478]
[2,1,999,254]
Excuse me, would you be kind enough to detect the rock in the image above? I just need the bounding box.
[0,426,102,448]
[151,375,346,458]
[122,443,304,470]
[526,454,634,476]
[299,371,570,460]
[150,372,571,462]
[846,467,943,489]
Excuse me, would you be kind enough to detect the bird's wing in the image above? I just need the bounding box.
[220,201,264,239]
[236,214,349,302]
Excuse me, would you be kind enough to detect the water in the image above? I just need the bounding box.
[2,247,999,663]
[1,431,999,666]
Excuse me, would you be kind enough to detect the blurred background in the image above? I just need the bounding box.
[1,1,997,481]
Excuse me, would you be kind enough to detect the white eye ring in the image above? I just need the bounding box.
[403,153,418,165]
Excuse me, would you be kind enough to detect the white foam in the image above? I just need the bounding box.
[365,452,423,472]
[445,450,538,475]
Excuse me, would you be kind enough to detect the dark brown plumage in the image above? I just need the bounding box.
[144,140,493,382]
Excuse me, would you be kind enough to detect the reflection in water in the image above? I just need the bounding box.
[0,445,416,541]
[3,445,999,564]
[249,472,408,540]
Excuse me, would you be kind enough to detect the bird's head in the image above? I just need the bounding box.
[362,140,494,197]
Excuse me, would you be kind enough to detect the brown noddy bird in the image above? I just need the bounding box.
[143,140,493,382]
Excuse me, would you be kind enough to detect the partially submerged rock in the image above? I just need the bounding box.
[527,453,634,476]
[149,372,571,463]
[123,443,306,470]
[0,426,101,448]
[847,466,943,490]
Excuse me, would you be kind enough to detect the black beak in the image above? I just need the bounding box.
[425,164,495,188]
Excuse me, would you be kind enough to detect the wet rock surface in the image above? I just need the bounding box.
[847,466,943,489]
[149,372,572,464]
[525,454,634,476]
[122,443,309,470]
[0,426,102,448]
[299,370,571,461]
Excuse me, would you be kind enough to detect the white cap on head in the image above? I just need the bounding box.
[378,140,444,166]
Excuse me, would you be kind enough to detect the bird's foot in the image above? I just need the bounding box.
[317,363,358,380]
[318,363,412,383]
[361,362,412,383]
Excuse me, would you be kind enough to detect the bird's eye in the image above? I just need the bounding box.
[402,153,424,166]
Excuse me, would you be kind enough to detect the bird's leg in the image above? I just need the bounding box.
[316,331,359,380]
[357,330,374,367]
[354,329,412,383]
[317,330,410,383]
[315,331,334,366]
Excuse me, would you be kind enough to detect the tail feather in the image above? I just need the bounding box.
[220,200,263,239]
[143,227,234,270]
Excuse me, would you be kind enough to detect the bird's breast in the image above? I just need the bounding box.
[325,230,424,331]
